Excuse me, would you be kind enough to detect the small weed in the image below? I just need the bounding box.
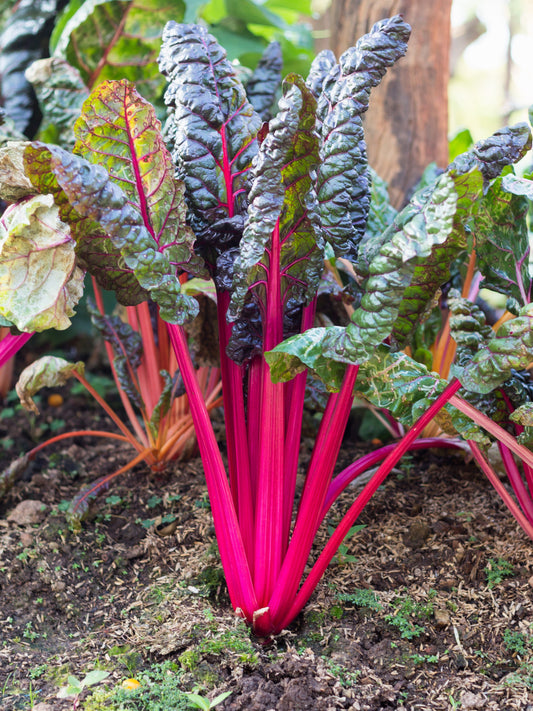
[485,558,515,588]
[503,628,531,658]
[337,588,382,612]
[147,495,163,508]
[409,652,440,665]
[384,591,435,640]
[324,658,360,688]
[57,669,110,706]
[23,621,39,642]
[29,664,48,679]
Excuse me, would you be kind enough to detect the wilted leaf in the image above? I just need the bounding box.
[16,355,84,414]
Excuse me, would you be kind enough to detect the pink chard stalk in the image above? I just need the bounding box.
[2,17,533,637]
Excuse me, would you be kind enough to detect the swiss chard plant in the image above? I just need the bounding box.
[2,17,533,637]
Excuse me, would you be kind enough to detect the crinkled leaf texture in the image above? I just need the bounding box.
[229,74,323,319]
[74,79,205,278]
[23,141,149,306]
[266,337,488,444]
[457,303,533,394]
[16,355,85,414]
[53,0,183,104]
[502,173,533,199]
[314,15,410,261]
[0,194,84,332]
[246,41,283,121]
[25,143,199,324]
[159,22,261,233]
[0,141,35,201]
[472,176,531,305]
[25,57,89,150]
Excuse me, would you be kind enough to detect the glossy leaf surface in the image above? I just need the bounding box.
[159,22,261,232]
[316,15,410,260]
[230,74,322,318]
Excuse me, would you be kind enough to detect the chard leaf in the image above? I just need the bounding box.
[511,403,533,426]
[305,49,336,99]
[449,123,532,184]
[245,41,283,121]
[458,303,533,394]
[74,79,205,277]
[230,74,322,320]
[16,355,84,414]
[27,143,198,324]
[159,22,261,233]
[472,176,531,305]
[0,109,27,146]
[336,172,458,361]
[502,173,533,199]
[0,141,35,201]
[266,326,348,390]
[316,15,410,260]
[147,370,179,439]
[364,167,397,240]
[0,0,61,135]
[25,57,89,150]
[0,194,84,332]
[53,0,183,102]
[87,300,143,410]
[23,141,150,305]
[389,167,482,348]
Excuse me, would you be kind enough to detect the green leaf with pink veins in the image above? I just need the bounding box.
[0,194,84,332]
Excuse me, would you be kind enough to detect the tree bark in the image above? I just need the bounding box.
[315,0,452,207]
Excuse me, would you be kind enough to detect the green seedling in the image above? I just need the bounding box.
[185,690,232,710]
[57,670,110,709]
[485,558,515,588]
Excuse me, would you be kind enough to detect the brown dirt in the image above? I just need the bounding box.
[1,385,533,710]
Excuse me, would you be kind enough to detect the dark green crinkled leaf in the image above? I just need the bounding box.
[388,167,482,348]
[25,57,88,150]
[229,74,322,321]
[363,167,397,240]
[449,123,532,185]
[28,143,198,324]
[245,41,283,120]
[338,172,457,361]
[53,0,184,105]
[315,15,410,261]
[159,22,261,233]
[305,49,335,99]
[472,176,531,306]
[87,299,143,410]
[23,141,150,305]
[458,303,533,394]
[447,290,509,428]
[266,326,348,390]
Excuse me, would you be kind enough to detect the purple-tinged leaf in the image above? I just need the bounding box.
[316,16,410,260]
[158,22,261,233]
[502,173,533,199]
[450,123,532,184]
[23,141,150,306]
[305,49,336,99]
[229,73,323,321]
[246,41,283,121]
[74,79,206,279]
[28,144,198,324]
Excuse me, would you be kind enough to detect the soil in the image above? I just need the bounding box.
[1,381,533,711]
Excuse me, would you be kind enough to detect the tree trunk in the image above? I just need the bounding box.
[315,0,452,207]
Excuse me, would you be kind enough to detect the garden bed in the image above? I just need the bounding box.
[1,387,532,710]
